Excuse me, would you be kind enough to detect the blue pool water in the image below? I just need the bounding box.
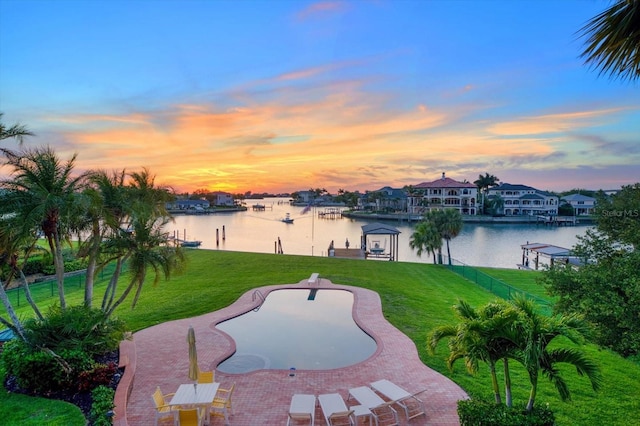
[216,289,377,373]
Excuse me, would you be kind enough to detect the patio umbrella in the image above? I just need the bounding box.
[187,326,199,382]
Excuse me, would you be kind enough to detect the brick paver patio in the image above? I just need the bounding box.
[116,278,467,425]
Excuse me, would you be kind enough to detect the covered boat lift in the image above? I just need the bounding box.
[361,222,401,261]
[519,242,575,270]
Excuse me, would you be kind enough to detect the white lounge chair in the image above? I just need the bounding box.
[287,394,316,426]
[318,393,355,426]
[370,379,426,421]
[348,386,398,426]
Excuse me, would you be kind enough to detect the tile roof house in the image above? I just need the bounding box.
[487,183,558,216]
[409,173,478,215]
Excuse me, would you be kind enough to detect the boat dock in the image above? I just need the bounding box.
[519,242,579,270]
[317,207,344,219]
[536,215,577,226]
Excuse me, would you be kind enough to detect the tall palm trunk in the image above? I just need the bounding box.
[526,370,538,411]
[0,281,27,340]
[446,238,452,265]
[18,269,43,320]
[504,358,512,407]
[84,219,102,307]
[105,274,139,318]
[489,361,502,404]
[51,232,67,309]
[102,256,126,312]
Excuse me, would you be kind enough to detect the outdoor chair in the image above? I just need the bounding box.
[318,393,355,426]
[176,407,204,426]
[152,386,176,426]
[370,379,426,421]
[209,382,235,425]
[287,394,316,426]
[197,370,215,383]
[348,386,399,426]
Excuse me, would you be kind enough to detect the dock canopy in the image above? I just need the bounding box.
[361,222,401,261]
[520,242,574,270]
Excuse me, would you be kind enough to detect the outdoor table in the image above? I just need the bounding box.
[170,382,220,408]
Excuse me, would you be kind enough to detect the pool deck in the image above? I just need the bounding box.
[115,279,468,425]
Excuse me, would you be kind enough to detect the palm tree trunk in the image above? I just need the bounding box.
[526,372,538,411]
[504,358,512,408]
[52,232,66,309]
[130,270,147,309]
[18,269,43,320]
[446,238,452,265]
[84,222,102,307]
[102,256,126,312]
[105,274,137,318]
[489,361,502,404]
[0,281,27,340]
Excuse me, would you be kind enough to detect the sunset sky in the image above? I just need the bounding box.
[1,0,638,194]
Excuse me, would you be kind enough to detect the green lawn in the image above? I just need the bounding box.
[476,266,555,303]
[2,250,639,425]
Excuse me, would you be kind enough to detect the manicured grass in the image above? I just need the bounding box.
[476,266,554,303]
[2,250,639,425]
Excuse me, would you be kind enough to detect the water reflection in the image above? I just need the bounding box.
[216,289,376,372]
[168,197,592,268]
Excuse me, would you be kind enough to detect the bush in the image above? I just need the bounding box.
[1,340,94,393]
[77,362,118,392]
[458,399,555,426]
[23,305,127,357]
[90,385,115,426]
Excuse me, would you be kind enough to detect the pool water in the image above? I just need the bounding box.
[216,289,377,373]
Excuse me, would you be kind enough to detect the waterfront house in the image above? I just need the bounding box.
[210,191,235,207]
[408,173,478,215]
[561,193,596,215]
[487,183,558,216]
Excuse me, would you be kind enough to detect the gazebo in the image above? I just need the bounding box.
[361,222,401,261]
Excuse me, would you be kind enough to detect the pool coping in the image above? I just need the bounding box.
[116,278,468,425]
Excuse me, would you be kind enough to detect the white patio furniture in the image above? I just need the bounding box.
[318,393,355,426]
[348,386,398,426]
[287,394,316,426]
[370,379,426,421]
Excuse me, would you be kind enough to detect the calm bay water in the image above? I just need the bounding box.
[167,197,591,269]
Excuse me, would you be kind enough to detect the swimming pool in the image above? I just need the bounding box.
[216,289,377,373]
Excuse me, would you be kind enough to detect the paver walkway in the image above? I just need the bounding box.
[118,279,467,425]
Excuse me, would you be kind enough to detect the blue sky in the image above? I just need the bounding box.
[1,0,638,193]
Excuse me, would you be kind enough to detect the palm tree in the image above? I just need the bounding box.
[510,295,602,411]
[425,209,463,264]
[428,299,519,405]
[74,169,128,307]
[409,220,441,264]
[579,0,640,81]
[103,169,185,317]
[0,146,84,309]
[0,112,34,144]
[474,173,500,214]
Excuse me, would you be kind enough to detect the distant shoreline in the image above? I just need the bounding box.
[341,211,595,225]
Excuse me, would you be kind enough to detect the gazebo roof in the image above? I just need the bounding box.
[361,222,401,235]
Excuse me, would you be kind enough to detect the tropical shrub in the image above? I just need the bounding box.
[23,305,126,357]
[458,399,555,426]
[77,362,118,392]
[90,385,115,426]
[1,341,93,393]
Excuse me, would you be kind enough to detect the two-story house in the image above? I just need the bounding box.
[560,193,596,215]
[408,173,478,215]
[487,183,558,216]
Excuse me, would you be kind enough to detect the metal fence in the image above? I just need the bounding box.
[443,256,553,315]
[5,262,122,307]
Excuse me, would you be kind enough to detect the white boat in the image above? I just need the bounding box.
[281,213,294,224]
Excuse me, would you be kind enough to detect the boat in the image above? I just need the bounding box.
[181,240,202,247]
[281,213,294,224]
